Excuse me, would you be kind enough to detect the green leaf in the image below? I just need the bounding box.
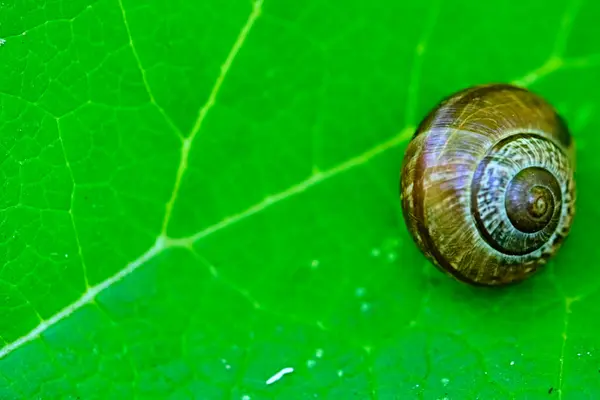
[0,0,599,398]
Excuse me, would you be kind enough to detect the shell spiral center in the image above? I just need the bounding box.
[471,133,569,257]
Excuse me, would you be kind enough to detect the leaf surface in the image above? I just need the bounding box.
[0,0,599,398]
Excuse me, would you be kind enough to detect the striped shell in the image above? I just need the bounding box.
[400,84,576,286]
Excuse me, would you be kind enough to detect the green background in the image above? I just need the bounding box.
[0,0,599,398]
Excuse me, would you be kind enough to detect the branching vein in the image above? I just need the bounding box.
[55,119,90,288]
[5,0,595,372]
[0,120,413,360]
[167,125,414,248]
[160,0,264,236]
[552,0,583,57]
[118,0,183,138]
[0,0,265,361]
[512,0,584,87]
[0,237,166,360]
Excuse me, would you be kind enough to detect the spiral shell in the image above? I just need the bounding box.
[400,84,576,286]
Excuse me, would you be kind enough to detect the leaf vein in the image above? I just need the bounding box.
[0,119,413,361]
[56,119,90,288]
[0,0,266,361]
[558,296,579,400]
[159,0,264,236]
[404,0,441,127]
[512,0,584,87]
[117,0,184,138]
[169,125,415,247]
[0,237,166,360]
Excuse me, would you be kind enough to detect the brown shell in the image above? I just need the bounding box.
[400,84,576,287]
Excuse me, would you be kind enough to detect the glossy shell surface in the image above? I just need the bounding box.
[400,84,576,286]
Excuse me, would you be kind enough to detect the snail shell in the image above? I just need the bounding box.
[400,84,576,286]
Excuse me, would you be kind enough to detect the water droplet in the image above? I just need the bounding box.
[360,302,371,312]
[311,260,319,268]
[307,359,316,368]
[387,252,397,262]
[441,378,450,386]
[577,353,582,357]
[225,364,231,370]
[242,396,251,400]
[355,287,366,297]
[510,361,515,366]
[0,38,5,46]
[371,248,381,257]
[315,348,323,358]
[337,369,344,377]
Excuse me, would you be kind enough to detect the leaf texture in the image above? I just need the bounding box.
[0,0,599,398]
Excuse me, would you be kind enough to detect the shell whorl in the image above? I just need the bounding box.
[400,84,576,286]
